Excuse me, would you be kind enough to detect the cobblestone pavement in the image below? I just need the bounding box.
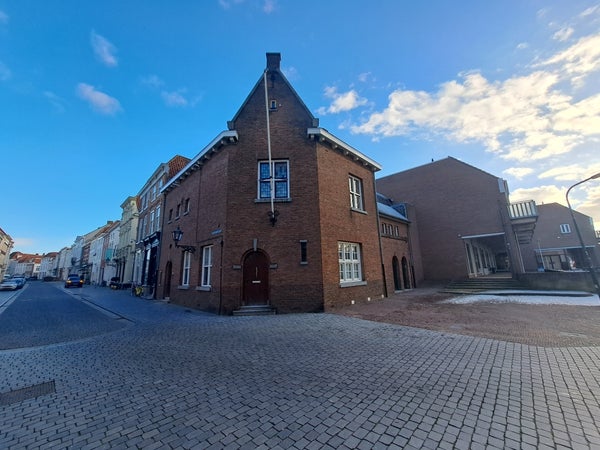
[2,286,600,449]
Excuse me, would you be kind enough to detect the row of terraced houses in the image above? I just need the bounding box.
[4,53,599,312]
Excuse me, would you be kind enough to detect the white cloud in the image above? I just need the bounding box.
[539,33,600,88]
[510,184,566,205]
[161,90,188,107]
[76,83,122,115]
[580,5,600,18]
[0,61,11,81]
[0,9,8,24]
[90,31,118,67]
[553,27,574,42]
[539,163,600,182]
[348,31,600,164]
[504,167,534,179]
[318,86,367,115]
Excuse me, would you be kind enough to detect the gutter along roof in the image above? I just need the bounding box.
[307,127,382,172]
[161,130,239,193]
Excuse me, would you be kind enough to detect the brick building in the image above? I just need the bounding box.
[134,155,190,297]
[520,202,598,272]
[377,157,538,282]
[157,53,386,314]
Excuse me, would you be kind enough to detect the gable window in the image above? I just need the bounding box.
[201,246,213,287]
[349,175,364,211]
[181,251,192,287]
[258,160,289,200]
[338,242,362,283]
[560,223,571,234]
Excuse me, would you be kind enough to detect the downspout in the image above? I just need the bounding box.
[373,185,388,298]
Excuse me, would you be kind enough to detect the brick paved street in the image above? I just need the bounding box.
[2,286,600,449]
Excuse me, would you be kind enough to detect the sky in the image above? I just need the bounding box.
[1,0,600,255]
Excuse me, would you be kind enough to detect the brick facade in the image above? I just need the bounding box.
[157,53,385,314]
[519,203,598,271]
[377,157,519,282]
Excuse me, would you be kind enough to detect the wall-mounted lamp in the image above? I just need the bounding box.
[268,209,279,227]
[172,226,196,253]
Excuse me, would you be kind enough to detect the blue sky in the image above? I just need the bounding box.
[1,0,599,255]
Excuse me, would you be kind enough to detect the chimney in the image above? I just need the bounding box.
[266,52,281,71]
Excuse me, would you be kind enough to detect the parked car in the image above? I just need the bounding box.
[11,277,26,289]
[0,279,19,291]
[109,277,121,289]
[65,274,83,288]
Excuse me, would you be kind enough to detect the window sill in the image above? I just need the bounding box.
[255,198,292,203]
[339,280,367,288]
[350,207,367,215]
[177,285,190,290]
[196,286,211,292]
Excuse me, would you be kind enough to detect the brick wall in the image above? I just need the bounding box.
[377,157,511,281]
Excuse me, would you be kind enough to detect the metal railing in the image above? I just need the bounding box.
[509,200,537,219]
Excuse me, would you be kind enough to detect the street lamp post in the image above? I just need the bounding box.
[566,172,600,295]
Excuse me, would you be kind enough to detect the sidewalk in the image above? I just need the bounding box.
[2,284,600,448]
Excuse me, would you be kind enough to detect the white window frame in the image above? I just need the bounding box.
[349,175,364,211]
[156,205,161,231]
[338,242,363,284]
[150,210,155,234]
[181,251,192,287]
[560,223,571,234]
[258,160,290,200]
[201,246,213,287]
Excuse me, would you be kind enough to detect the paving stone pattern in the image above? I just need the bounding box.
[1,287,600,449]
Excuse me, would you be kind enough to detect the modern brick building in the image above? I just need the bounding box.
[519,202,598,272]
[157,53,387,314]
[377,157,538,283]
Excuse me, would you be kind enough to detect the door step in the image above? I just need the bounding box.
[232,305,277,316]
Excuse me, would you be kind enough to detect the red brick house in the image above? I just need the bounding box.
[377,157,538,283]
[157,53,386,314]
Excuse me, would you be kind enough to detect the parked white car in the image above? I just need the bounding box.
[0,279,19,291]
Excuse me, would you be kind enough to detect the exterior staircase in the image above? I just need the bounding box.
[232,305,277,316]
[442,277,530,294]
